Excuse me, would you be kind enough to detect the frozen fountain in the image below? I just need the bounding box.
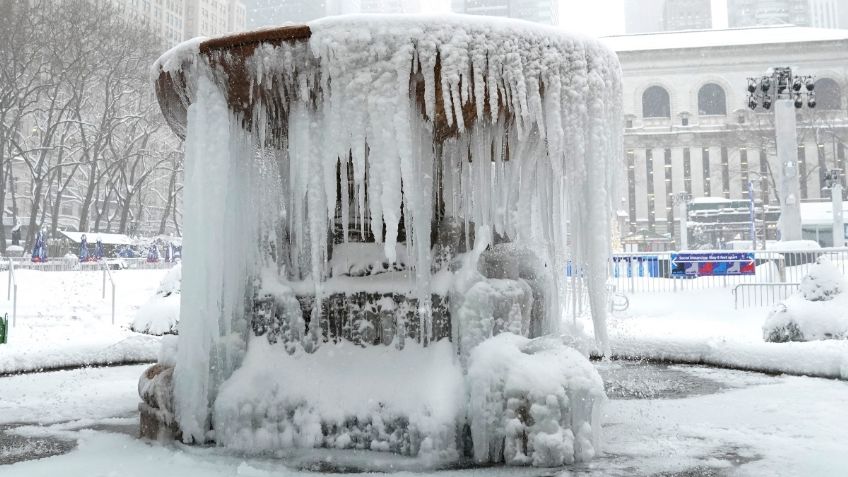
[140,14,622,468]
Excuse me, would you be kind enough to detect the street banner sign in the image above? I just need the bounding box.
[671,252,755,277]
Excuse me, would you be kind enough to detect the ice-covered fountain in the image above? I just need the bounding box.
[140,14,622,468]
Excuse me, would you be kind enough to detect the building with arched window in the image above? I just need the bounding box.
[604,26,848,249]
[642,86,672,118]
[815,78,843,110]
[698,83,727,116]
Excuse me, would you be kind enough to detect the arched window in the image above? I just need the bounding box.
[642,86,671,118]
[815,78,842,110]
[698,83,727,116]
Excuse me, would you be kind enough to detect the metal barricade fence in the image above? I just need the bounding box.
[0,257,177,272]
[732,282,800,309]
[607,247,848,296]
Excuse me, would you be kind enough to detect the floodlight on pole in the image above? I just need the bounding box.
[824,169,844,247]
[745,67,816,242]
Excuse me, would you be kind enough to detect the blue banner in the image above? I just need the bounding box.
[671,252,755,277]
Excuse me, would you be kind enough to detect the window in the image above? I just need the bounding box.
[698,83,727,116]
[642,86,671,118]
[815,78,842,110]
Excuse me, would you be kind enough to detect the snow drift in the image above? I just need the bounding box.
[131,264,182,336]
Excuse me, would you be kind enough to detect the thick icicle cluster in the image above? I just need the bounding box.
[165,14,622,449]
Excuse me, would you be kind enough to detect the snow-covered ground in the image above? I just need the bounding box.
[1,364,846,476]
[598,287,848,379]
[0,269,166,373]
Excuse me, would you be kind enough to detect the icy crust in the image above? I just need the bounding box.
[466,333,606,466]
[152,36,206,77]
[212,337,464,460]
[131,264,182,336]
[764,259,848,342]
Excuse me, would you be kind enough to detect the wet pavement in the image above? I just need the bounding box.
[0,418,138,466]
[0,424,77,465]
[597,361,728,400]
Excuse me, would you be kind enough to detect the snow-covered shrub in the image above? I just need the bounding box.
[799,258,845,301]
[466,333,606,467]
[763,258,848,342]
[131,264,182,335]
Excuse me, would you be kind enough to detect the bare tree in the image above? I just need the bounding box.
[0,0,184,252]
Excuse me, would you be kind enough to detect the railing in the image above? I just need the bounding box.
[6,258,17,327]
[0,257,177,272]
[607,247,848,295]
[102,261,116,325]
[733,282,799,310]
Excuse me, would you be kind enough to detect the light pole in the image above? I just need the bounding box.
[673,192,691,250]
[824,169,844,247]
[747,67,816,242]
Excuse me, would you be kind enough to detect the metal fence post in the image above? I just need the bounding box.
[111,284,116,326]
[13,284,17,327]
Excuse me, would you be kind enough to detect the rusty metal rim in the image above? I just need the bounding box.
[198,25,311,54]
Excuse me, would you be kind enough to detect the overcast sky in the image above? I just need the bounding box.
[420,0,627,38]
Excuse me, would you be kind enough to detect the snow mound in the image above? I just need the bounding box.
[799,258,845,302]
[764,259,848,342]
[466,333,606,467]
[213,338,464,460]
[131,265,181,335]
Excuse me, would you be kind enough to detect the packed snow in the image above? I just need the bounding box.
[0,269,169,374]
[599,287,848,379]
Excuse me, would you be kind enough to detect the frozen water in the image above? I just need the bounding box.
[165,14,622,454]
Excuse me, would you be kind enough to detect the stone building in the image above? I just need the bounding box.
[604,25,848,248]
[451,0,559,25]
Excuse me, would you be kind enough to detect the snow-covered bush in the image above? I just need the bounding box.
[466,333,606,467]
[799,258,845,301]
[763,258,848,342]
[131,264,182,335]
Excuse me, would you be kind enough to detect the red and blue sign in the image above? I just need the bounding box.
[671,252,755,277]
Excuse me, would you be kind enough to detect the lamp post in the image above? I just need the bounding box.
[747,67,816,242]
[673,192,691,250]
[824,169,844,247]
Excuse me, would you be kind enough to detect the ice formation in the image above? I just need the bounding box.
[467,333,605,466]
[156,14,621,466]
